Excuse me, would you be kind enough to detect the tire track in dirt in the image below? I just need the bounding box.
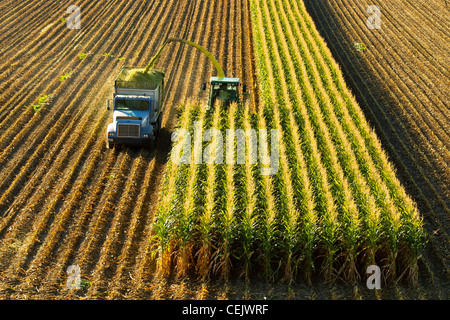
[0,0,56,49]
[72,2,180,299]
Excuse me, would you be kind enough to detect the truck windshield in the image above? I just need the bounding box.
[115,99,150,111]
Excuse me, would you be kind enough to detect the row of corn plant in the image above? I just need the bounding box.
[152,101,197,276]
[267,0,370,280]
[236,102,258,279]
[286,0,424,281]
[215,102,238,279]
[257,0,343,282]
[254,106,280,281]
[249,0,424,282]
[195,104,222,278]
[149,0,424,283]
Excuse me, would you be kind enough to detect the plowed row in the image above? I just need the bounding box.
[0,0,257,299]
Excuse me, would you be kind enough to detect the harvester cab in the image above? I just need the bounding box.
[207,77,240,108]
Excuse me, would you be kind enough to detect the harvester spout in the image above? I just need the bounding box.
[144,37,226,78]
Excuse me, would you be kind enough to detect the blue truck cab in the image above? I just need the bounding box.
[106,67,164,149]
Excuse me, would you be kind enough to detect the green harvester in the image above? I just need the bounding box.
[147,38,248,108]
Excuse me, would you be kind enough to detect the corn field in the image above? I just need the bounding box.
[150,0,425,284]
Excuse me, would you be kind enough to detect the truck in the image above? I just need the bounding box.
[106,67,164,149]
[206,76,242,108]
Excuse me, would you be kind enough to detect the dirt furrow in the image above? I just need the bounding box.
[403,0,450,41]
[0,109,97,245]
[379,1,450,80]
[105,155,157,299]
[35,150,117,298]
[0,0,95,93]
[1,120,108,297]
[71,152,133,288]
[84,152,148,298]
[355,0,450,126]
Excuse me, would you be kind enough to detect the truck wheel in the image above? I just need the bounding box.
[106,139,113,149]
